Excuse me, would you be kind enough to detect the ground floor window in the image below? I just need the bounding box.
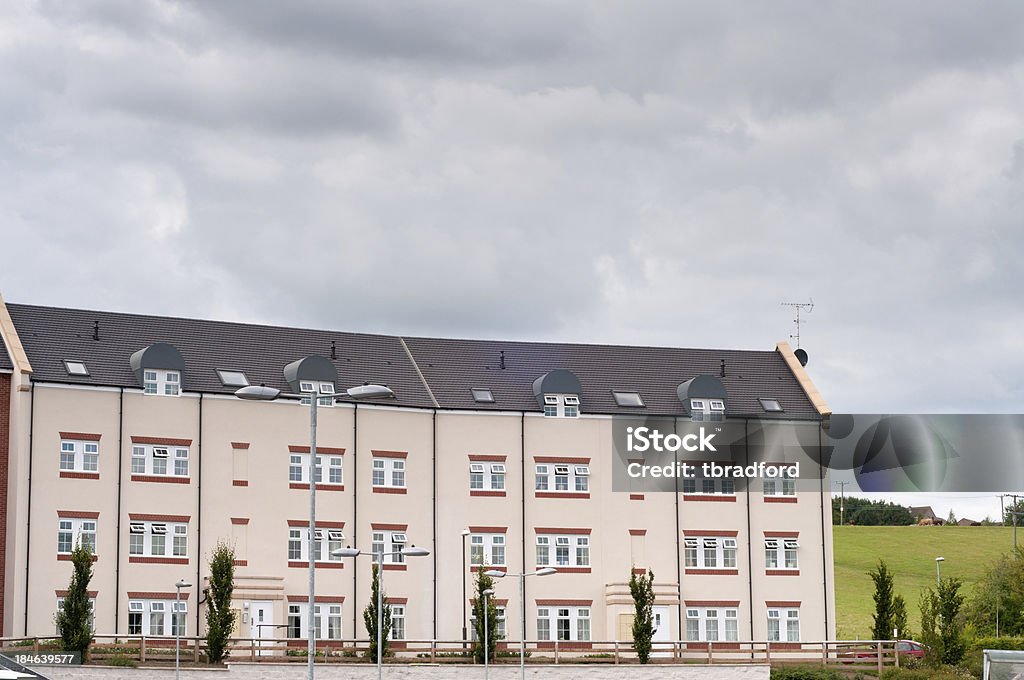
[685,607,738,642]
[537,606,590,642]
[767,608,800,642]
[390,605,405,640]
[127,599,186,636]
[286,602,343,640]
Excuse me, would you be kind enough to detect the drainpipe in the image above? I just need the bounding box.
[114,387,124,633]
[23,382,35,635]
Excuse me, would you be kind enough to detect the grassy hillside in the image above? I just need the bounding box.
[833,525,1017,639]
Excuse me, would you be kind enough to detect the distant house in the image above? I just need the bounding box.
[910,506,945,525]
[958,518,981,526]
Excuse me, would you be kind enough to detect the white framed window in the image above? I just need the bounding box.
[470,605,507,641]
[542,394,580,418]
[469,461,505,491]
[287,602,343,640]
[372,457,405,489]
[536,533,590,568]
[131,444,189,478]
[370,531,409,564]
[535,464,590,494]
[686,607,738,642]
[56,596,95,635]
[129,521,187,558]
[537,606,590,641]
[391,605,405,640]
[469,533,506,567]
[690,398,724,422]
[290,454,343,485]
[689,477,736,495]
[60,439,99,473]
[765,538,799,570]
[288,527,343,563]
[767,608,800,642]
[300,381,336,407]
[143,369,180,397]
[763,467,796,496]
[57,518,96,555]
[128,600,184,636]
[684,536,738,569]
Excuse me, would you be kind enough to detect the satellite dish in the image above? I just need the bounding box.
[794,348,809,367]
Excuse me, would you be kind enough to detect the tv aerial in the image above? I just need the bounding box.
[780,300,813,366]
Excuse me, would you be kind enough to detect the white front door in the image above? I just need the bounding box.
[652,606,671,657]
[249,601,275,656]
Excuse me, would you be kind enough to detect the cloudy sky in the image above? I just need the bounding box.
[2,2,1023,516]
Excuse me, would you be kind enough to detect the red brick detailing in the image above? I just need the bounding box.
[130,436,192,446]
[0,373,9,631]
[533,456,590,464]
[767,642,804,650]
[230,518,249,525]
[384,597,408,604]
[628,529,647,536]
[470,490,506,497]
[128,591,191,600]
[129,557,187,565]
[536,492,590,499]
[128,513,190,522]
[232,480,248,486]
[534,527,591,535]
[58,554,99,562]
[287,520,345,528]
[288,561,344,569]
[233,560,248,567]
[287,595,346,603]
[764,496,798,504]
[685,569,739,576]
[56,590,98,597]
[468,526,507,534]
[537,641,593,650]
[766,570,801,576]
[685,600,740,607]
[550,567,592,574]
[288,445,345,454]
[535,599,593,606]
[764,531,800,537]
[289,483,344,491]
[131,475,190,484]
[382,564,407,571]
[60,471,99,480]
[231,442,250,449]
[468,455,507,462]
[472,565,506,573]
[683,495,737,503]
[469,598,509,606]
[685,642,742,651]
[371,450,408,459]
[629,494,645,500]
[59,432,101,441]
[682,530,738,537]
[370,523,408,531]
[57,510,100,519]
[632,568,646,575]
[373,487,407,494]
[765,601,801,607]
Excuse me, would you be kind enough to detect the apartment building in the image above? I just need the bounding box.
[0,294,835,648]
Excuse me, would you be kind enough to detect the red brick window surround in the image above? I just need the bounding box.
[57,511,98,561]
[468,526,507,572]
[682,530,739,576]
[370,523,412,571]
[534,527,591,574]
[59,432,101,480]
[764,531,801,575]
[534,456,590,499]
[371,450,407,494]
[130,436,192,484]
[469,455,507,497]
[287,520,345,569]
[288,445,345,491]
[127,513,190,565]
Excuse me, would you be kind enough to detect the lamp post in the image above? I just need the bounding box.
[482,588,495,680]
[935,556,945,588]
[333,544,430,680]
[236,381,394,680]
[461,528,470,646]
[486,568,556,680]
[174,579,192,680]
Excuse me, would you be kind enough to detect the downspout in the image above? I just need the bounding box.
[432,408,437,639]
[114,388,124,633]
[196,393,203,635]
[819,424,829,640]
[673,416,681,639]
[520,412,526,640]
[22,382,34,635]
[352,403,358,637]
[744,418,754,646]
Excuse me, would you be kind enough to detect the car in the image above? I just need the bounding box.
[894,640,926,658]
[840,639,926,663]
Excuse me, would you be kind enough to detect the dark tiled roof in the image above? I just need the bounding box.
[0,331,11,370]
[6,303,821,419]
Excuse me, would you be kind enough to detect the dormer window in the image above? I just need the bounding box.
[690,398,725,422]
[143,369,180,396]
[300,381,336,407]
[542,394,580,418]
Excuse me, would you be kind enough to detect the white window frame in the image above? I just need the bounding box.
[765,538,799,570]
[128,599,185,636]
[469,462,505,491]
[290,453,343,485]
[536,533,590,568]
[470,605,507,641]
[767,608,800,642]
[536,606,590,641]
[542,393,580,418]
[390,605,406,640]
[143,369,180,397]
[287,602,343,640]
[370,531,409,565]
[763,467,796,496]
[372,457,405,489]
[300,381,336,407]
[469,533,506,567]
[535,464,589,494]
[131,444,190,478]
[288,527,343,564]
[684,536,737,569]
[57,518,96,555]
[685,607,738,642]
[129,521,187,558]
[60,439,99,473]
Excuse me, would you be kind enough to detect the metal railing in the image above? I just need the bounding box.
[0,636,904,670]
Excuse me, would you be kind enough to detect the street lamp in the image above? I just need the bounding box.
[482,588,495,680]
[935,556,945,588]
[236,380,394,680]
[461,528,471,646]
[333,544,430,680]
[486,567,556,680]
[174,579,192,680]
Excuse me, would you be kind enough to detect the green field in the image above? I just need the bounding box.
[833,525,1019,639]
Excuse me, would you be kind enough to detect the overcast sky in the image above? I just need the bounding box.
[2,2,1023,514]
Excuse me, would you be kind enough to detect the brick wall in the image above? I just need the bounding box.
[0,372,10,636]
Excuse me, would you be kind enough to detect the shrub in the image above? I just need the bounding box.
[770,666,845,679]
[108,654,138,667]
[204,541,237,663]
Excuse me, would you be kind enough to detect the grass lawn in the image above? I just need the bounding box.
[833,525,1018,639]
